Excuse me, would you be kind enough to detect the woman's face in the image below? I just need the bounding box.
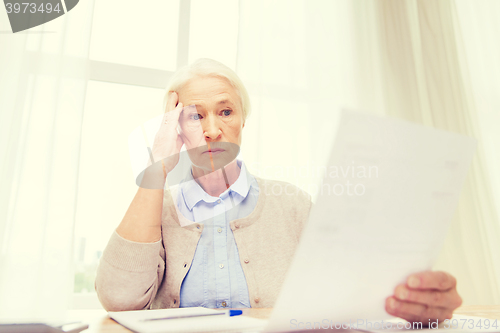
[176,76,244,172]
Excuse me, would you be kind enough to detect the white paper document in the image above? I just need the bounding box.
[109,307,267,333]
[265,110,477,332]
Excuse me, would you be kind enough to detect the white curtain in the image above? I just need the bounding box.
[237,0,500,305]
[0,1,94,320]
[368,0,500,305]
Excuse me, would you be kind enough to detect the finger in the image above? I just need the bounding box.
[162,102,184,129]
[165,91,179,113]
[407,271,456,291]
[394,284,462,309]
[385,297,453,323]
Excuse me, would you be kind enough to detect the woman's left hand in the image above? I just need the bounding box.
[385,271,462,324]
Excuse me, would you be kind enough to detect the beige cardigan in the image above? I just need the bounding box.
[95,177,312,311]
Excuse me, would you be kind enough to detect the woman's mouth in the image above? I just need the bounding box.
[203,148,225,155]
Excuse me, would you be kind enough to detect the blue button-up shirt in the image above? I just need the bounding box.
[178,160,259,308]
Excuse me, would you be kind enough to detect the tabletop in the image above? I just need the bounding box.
[66,305,500,333]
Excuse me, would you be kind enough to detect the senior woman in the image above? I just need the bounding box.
[95,58,462,323]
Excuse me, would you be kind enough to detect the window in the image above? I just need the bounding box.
[90,0,180,71]
[73,81,165,292]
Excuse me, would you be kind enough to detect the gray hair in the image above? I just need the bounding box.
[164,58,251,121]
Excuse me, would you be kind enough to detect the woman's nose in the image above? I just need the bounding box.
[203,116,222,140]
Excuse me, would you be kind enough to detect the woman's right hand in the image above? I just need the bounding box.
[150,92,185,176]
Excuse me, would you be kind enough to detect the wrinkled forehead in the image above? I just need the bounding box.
[177,76,242,109]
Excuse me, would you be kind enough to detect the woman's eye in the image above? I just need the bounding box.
[222,109,232,116]
[190,114,202,120]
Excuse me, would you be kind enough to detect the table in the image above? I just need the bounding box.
[67,306,500,333]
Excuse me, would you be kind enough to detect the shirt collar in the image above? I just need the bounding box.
[180,160,254,211]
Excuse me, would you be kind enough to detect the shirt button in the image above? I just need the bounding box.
[221,301,227,307]
[217,228,222,233]
[183,262,188,268]
[219,263,224,269]
[254,298,260,304]
[244,259,249,264]
[217,199,221,204]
